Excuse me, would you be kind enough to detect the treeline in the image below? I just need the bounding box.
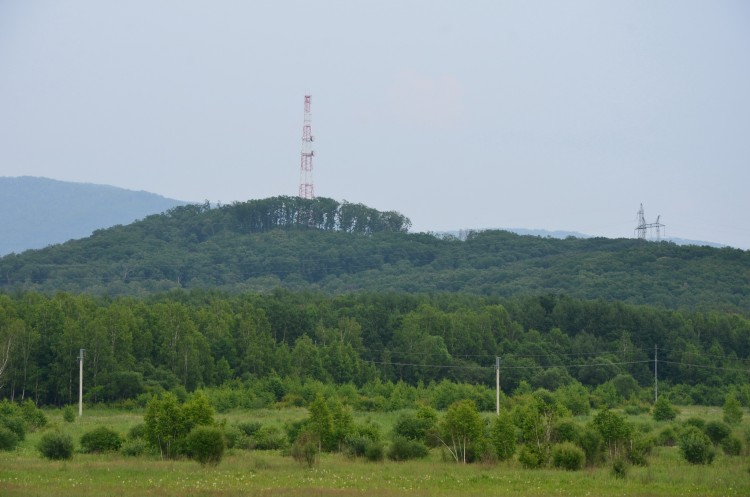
[0,198,748,313]
[0,291,748,407]
[228,196,411,234]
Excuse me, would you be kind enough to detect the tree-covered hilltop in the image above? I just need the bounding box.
[0,291,748,407]
[0,195,748,313]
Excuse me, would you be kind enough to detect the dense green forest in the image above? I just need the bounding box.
[0,196,748,411]
[0,197,748,314]
[1,290,748,408]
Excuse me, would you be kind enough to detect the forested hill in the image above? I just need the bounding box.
[0,195,748,313]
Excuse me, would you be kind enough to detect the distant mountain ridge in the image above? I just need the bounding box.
[0,176,187,255]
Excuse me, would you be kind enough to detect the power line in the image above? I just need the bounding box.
[660,360,750,373]
[364,359,653,371]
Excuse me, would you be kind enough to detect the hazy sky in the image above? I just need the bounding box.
[2,1,749,248]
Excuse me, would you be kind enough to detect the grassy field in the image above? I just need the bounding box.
[1,407,748,497]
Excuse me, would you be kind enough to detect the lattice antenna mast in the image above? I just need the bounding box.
[635,203,665,241]
[636,204,647,240]
[298,95,315,199]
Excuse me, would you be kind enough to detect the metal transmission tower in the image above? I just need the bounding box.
[298,95,315,200]
[635,203,665,241]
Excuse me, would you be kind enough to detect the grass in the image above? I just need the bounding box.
[1,406,748,497]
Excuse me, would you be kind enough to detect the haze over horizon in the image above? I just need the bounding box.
[2,1,749,249]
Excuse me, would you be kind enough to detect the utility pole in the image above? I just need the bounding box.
[654,344,658,403]
[496,356,500,415]
[78,349,85,417]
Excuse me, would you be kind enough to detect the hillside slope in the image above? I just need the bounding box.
[0,195,747,313]
[0,176,186,255]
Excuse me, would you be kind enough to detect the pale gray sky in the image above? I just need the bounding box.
[2,1,749,248]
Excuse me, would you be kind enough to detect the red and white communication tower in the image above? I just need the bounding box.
[298,95,315,199]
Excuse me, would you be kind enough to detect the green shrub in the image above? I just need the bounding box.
[284,419,308,446]
[127,423,146,440]
[253,425,287,450]
[624,404,649,416]
[634,422,653,434]
[592,408,632,460]
[80,426,123,453]
[120,438,148,457]
[237,421,262,437]
[554,382,591,416]
[489,411,517,461]
[679,426,714,465]
[21,400,47,430]
[222,424,246,449]
[704,421,732,446]
[0,425,19,451]
[364,440,385,462]
[553,420,582,444]
[38,432,74,460]
[387,436,428,461]
[291,431,319,467]
[344,434,371,458]
[62,406,76,423]
[551,442,585,471]
[683,417,705,430]
[656,425,678,446]
[627,434,654,466]
[577,427,603,466]
[0,400,17,416]
[352,420,382,442]
[0,415,25,442]
[185,426,225,466]
[611,458,629,479]
[518,445,542,469]
[392,412,434,442]
[652,396,677,422]
[721,435,742,456]
[344,431,384,461]
[723,394,743,425]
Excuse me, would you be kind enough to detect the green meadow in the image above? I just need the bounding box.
[1,406,748,497]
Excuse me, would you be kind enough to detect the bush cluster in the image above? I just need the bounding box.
[652,396,677,422]
[721,435,742,456]
[518,445,542,469]
[704,421,731,446]
[120,438,148,457]
[364,441,385,461]
[38,432,74,460]
[80,426,123,453]
[62,406,76,423]
[679,426,714,465]
[20,400,48,430]
[0,425,19,451]
[0,416,25,448]
[253,425,287,450]
[551,442,585,470]
[611,458,628,479]
[185,426,225,466]
[387,436,428,461]
[291,431,319,467]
